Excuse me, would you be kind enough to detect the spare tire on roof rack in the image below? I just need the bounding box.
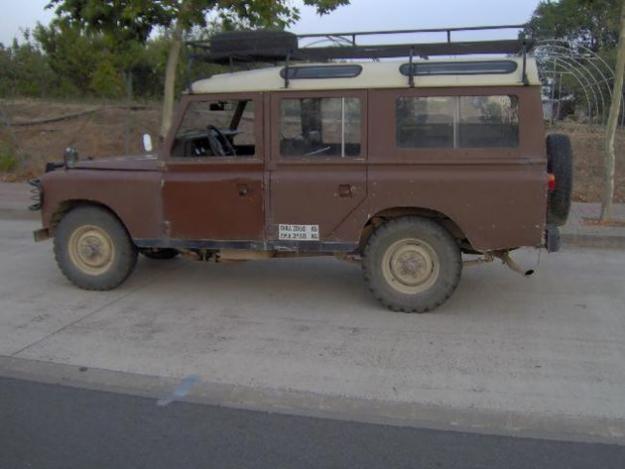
[209,30,299,62]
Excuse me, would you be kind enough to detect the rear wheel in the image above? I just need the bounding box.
[54,206,137,290]
[362,217,462,313]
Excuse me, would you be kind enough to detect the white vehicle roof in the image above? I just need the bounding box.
[190,57,540,94]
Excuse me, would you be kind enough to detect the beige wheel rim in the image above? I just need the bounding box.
[381,238,440,295]
[68,225,115,275]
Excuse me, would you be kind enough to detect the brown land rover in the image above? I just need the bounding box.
[30,30,573,313]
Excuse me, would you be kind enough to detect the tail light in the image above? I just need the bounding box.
[548,173,556,192]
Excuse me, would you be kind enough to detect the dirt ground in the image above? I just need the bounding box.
[0,98,623,203]
[0,99,161,179]
[551,121,625,203]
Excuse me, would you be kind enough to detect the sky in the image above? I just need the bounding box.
[0,0,542,46]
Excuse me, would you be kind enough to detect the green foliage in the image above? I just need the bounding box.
[0,23,170,99]
[46,0,350,33]
[1,0,350,100]
[525,0,625,120]
[525,0,622,52]
[0,144,18,172]
[90,55,125,98]
[0,32,56,98]
[33,22,104,95]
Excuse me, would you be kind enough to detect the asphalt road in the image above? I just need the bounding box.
[2,376,624,469]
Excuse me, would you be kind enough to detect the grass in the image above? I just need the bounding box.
[0,143,18,172]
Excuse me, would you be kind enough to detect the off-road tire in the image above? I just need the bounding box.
[53,206,138,290]
[546,133,573,226]
[362,217,462,313]
[141,248,179,260]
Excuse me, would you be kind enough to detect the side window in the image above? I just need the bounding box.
[172,99,255,158]
[396,95,519,149]
[280,97,362,158]
[458,96,519,148]
[396,97,454,148]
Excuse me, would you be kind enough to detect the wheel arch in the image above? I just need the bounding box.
[358,207,473,252]
[49,199,132,239]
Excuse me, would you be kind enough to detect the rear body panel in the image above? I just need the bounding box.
[363,86,547,251]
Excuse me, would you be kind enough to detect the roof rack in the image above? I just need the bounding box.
[186,24,532,88]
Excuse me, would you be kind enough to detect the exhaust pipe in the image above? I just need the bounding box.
[464,251,535,277]
[496,251,535,276]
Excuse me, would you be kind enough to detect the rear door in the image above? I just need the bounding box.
[268,90,367,247]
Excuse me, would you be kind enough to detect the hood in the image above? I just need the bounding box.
[73,154,161,171]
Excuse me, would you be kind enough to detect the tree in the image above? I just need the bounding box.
[527,0,625,219]
[525,0,622,52]
[602,0,625,221]
[0,32,54,98]
[46,0,350,139]
[34,22,108,96]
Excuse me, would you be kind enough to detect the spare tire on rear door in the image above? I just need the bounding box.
[210,30,299,61]
[546,133,573,226]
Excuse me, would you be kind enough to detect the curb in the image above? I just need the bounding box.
[561,233,625,250]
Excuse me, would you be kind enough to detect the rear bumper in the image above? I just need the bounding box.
[545,224,560,252]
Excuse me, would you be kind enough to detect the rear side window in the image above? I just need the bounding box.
[396,95,519,149]
[458,96,519,147]
[280,97,362,158]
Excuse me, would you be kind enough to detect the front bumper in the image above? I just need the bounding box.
[33,228,50,242]
[28,178,42,211]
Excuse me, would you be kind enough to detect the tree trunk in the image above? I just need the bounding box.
[601,0,625,221]
[160,22,184,140]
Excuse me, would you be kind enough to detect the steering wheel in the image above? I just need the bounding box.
[208,125,236,156]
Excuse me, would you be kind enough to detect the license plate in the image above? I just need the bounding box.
[278,224,320,241]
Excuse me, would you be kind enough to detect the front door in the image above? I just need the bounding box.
[268,90,367,248]
[162,93,264,242]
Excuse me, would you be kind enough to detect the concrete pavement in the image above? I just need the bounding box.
[0,218,624,443]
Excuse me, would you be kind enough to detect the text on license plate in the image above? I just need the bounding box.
[278,224,320,241]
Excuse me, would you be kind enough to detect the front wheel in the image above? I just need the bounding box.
[362,217,462,313]
[53,206,138,290]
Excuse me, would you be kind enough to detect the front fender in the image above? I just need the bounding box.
[40,169,163,240]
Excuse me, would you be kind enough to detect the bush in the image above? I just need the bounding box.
[90,56,125,98]
[0,144,18,172]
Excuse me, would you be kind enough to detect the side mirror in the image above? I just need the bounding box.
[142,134,153,153]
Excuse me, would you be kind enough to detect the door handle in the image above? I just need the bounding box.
[338,184,354,198]
[237,184,249,196]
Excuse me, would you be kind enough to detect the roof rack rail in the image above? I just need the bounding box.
[186,24,531,89]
